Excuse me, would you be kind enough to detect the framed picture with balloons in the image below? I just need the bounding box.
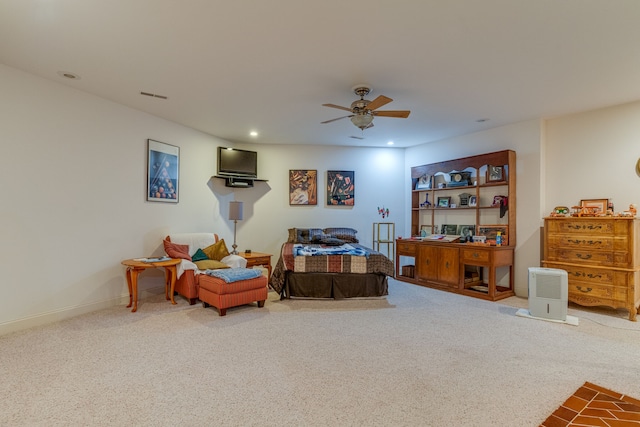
[147,139,179,203]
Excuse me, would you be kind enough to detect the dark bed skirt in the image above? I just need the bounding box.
[283,272,388,299]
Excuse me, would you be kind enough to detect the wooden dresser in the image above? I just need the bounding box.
[542,217,640,321]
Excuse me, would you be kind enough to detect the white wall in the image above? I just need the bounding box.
[405,120,544,296]
[0,64,405,334]
[545,100,640,212]
[225,143,405,255]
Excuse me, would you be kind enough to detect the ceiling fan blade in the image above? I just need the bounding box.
[322,103,352,112]
[366,95,392,111]
[321,115,352,124]
[373,110,411,118]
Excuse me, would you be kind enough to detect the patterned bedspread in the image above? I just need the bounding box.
[269,242,394,294]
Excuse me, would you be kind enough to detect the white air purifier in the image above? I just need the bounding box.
[527,267,568,321]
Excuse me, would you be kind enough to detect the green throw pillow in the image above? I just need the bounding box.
[191,248,209,262]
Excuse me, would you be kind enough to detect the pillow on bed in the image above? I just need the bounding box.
[287,228,297,243]
[321,237,345,246]
[295,228,324,243]
[194,260,230,270]
[203,239,230,261]
[163,239,192,260]
[323,227,359,243]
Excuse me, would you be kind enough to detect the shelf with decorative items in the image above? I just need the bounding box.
[399,150,516,302]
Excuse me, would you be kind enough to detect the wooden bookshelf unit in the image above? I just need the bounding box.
[395,150,516,301]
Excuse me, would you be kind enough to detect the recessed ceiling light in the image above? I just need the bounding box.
[250,131,258,137]
[387,141,394,145]
[57,71,81,80]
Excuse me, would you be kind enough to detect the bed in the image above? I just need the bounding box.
[269,227,394,299]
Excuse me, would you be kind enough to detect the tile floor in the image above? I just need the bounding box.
[541,382,640,426]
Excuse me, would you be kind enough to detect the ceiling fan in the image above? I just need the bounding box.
[321,85,410,131]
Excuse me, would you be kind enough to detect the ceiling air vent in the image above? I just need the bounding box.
[140,91,167,99]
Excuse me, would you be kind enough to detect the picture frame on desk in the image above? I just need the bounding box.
[437,196,451,208]
[415,175,431,190]
[580,198,608,214]
[457,225,475,243]
[478,226,508,245]
[441,224,458,235]
[487,165,504,182]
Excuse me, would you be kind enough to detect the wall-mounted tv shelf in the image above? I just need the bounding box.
[214,176,268,188]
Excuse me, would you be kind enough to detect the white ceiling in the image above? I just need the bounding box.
[2,1,640,148]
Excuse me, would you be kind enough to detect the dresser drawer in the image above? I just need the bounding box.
[546,235,616,251]
[546,220,615,235]
[568,282,628,303]
[461,248,490,264]
[397,241,417,256]
[545,249,631,267]
[543,262,614,285]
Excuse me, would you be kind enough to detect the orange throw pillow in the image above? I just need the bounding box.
[163,239,191,260]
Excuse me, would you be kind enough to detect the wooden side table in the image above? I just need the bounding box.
[121,258,181,312]
[239,251,272,277]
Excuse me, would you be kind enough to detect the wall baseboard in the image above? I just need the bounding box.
[0,286,164,336]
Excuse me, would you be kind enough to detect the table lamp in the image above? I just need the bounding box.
[229,201,243,254]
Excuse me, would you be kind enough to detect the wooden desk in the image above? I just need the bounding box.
[121,258,181,312]
[239,251,272,277]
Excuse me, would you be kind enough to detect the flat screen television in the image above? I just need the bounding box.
[217,147,258,178]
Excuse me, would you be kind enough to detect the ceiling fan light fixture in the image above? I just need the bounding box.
[350,113,373,130]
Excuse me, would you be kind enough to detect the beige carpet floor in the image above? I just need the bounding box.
[1,279,640,426]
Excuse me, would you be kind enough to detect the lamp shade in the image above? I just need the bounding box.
[350,113,374,130]
[229,201,243,221]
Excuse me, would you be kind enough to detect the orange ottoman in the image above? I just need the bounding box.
[199,273,268,316]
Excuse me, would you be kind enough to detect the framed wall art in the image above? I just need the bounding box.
[147,139,179,203]
[327,170,354,206]
[289,170,317,205]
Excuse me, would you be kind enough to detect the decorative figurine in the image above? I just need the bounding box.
[419,194,431,208]
[550,206,569,217]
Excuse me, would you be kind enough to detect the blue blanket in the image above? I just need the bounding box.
[292,243,369,258]
[205,268,262,283]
